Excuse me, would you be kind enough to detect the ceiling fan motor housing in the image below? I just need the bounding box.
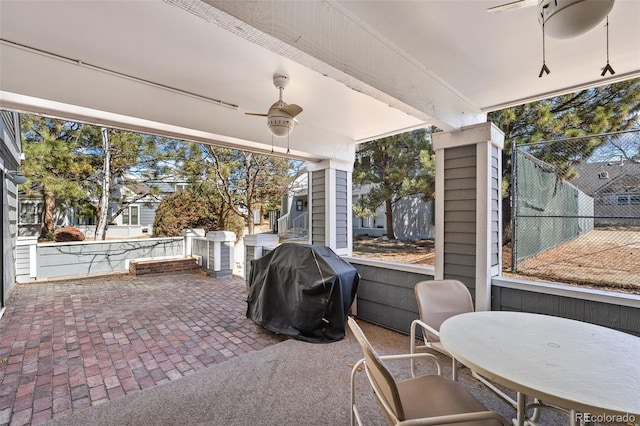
[267,100,294,137]
[538,0,614,39]
[273,74,289,89]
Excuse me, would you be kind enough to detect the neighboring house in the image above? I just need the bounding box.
[276,172,309,239]
[352,183,435,240]
[277,172,435,241]
[571,160,640,226]
[17,176,190,239]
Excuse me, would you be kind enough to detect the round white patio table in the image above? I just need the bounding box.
[439,311,640,426]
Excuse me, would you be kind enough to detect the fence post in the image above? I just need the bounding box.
[205,231,235,278]
[181,228,205,257]
[243,234,279,287]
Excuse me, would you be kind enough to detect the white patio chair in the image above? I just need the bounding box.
[409,280,518,409]
[348,316,509,426]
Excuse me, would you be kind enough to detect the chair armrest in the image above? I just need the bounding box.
[379,353,442,376]
[399,410,510,426]
[410,319,440,342]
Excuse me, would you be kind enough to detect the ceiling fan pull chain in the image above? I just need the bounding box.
[271,134,274,153]
[538,16,551,78]
[601,16,615,77]
[287,132,290,154]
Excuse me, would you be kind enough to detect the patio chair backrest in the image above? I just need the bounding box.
[347,317,406,422]
[415,280,474,342]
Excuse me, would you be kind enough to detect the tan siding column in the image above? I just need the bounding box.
[433,122,504,311]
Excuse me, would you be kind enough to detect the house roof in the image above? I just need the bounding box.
[1,1,638,162]
[572,160,640,195]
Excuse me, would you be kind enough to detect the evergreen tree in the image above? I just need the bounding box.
[353,128,435,240]
[489,78,640,183]
[489,78,640,243]
[20,115,95,239]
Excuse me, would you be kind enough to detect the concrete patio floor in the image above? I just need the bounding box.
[0,271,568,426]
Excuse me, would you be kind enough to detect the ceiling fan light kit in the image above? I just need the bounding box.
[490,0,616,79]
[538,0,614,39]
[246,73,303,139]
[536,0,615,78]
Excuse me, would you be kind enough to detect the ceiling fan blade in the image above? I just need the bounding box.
[245,112,268,117]
[487,0,537,13]
[280,104,303,118]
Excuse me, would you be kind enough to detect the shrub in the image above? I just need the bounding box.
[53,226,86,242]
[153,186,243,241]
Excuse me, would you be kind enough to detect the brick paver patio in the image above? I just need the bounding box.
[0,272,285,426]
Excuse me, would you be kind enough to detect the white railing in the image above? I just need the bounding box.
[292,212,308,238]
[277,213,291,236]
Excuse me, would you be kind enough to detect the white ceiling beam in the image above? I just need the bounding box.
[182,0,486,132]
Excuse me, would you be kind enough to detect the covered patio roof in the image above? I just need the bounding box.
[1,0,638,162]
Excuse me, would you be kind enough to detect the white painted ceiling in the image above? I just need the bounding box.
[1,0,638,162]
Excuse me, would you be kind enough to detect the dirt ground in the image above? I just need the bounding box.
[352,228,640,294]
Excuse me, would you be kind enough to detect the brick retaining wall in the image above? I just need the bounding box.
[129,257,200,276]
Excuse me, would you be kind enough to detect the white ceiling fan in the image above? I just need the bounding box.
[487,0,615,39]
[246,74,303,138]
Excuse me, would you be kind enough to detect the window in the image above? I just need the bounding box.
[175,183,188,192]
[122,205,139,226]
[19,201,42,224]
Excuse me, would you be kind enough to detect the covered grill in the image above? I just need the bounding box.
[246,243,359,343]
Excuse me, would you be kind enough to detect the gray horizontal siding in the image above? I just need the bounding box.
[15,244,31,277]
[311,170,325,245]
[192,238,209,268]
[490,146,500,266]
[442,145,477,294]
[348,259,435,334]
[336,170,348,249]
[139,205,156,226]
[491,285,640,337]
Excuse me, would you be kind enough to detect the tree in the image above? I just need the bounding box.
[352,128,435,240]
[489,78,640,183]
[95,128,111,240]
[21,114,183,240]
[184,145,300,235]
[153,184,244,240]
[488,78,640,243]
[20,115,95,239]
[81,127,178,240]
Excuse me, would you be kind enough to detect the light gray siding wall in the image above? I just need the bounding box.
[34,238,183,278]
[245,248,256,281]
[1,110,22,307]
[443,145,477,295]
[345,257,435,334]
[311,170,326,245]
[15,244,31,278]
[491,282,640,337]
[140,204,156,226]
[336,170,348,249]
[346,257,640,338]
[192,237,209,268]
[206,241,233,277]
[490,146,500,267]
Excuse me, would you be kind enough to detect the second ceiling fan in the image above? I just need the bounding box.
[487,0,614,39]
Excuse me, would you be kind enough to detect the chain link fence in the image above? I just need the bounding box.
[511,129,640,291]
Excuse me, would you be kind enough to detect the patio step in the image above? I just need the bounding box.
[129,257,200,276]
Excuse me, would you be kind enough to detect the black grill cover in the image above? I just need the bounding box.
[247,243,359,343]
